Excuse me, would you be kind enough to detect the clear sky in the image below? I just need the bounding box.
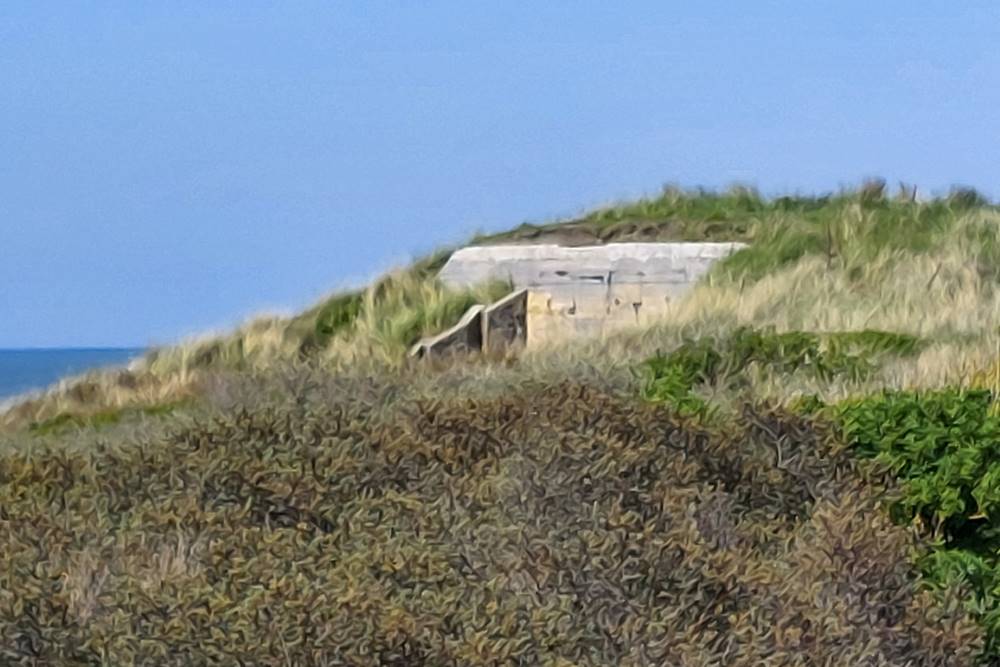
[2,2,998,348]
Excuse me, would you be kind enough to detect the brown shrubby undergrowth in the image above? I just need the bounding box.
[0,378,982,665]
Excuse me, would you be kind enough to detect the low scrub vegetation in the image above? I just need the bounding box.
[0,377,981,665]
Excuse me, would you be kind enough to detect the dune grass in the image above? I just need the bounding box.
[0,261,509,432]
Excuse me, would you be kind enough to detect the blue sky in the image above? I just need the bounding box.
[2,2,998,348]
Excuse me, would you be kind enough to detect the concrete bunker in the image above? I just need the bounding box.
[411,242,745,358]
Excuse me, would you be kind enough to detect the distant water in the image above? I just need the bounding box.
[0,348,144,402]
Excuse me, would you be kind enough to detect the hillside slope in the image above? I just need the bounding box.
[7,182,1000,430]
[4,182,1000,664]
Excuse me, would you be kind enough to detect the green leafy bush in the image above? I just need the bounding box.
[837,389,1000,531]
[836,388,1000,659]
[641,337,720,416]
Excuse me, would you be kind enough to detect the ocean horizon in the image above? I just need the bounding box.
[0,348,144,403]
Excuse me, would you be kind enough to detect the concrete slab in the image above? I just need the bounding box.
[439,242,746,290]
[482,288,528,352]
[409,304,485,359]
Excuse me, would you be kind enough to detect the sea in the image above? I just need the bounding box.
[0,348,144,403]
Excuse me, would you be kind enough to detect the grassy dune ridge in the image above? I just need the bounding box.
[6,182,1000,431]
[5,182,1000,663]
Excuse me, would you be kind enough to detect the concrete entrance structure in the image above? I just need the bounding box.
[438,242,745,348]
[409,290,529,359]
[408,304,485,359]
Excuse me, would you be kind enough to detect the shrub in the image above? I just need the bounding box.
[836,388,1000,659]
[0,379,979,665]
[641,336,720,416]
[837,389,1000,531]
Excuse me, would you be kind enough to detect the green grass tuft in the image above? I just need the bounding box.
[28,400,192,437]
[641,327,924,416]
[313,291,364,343]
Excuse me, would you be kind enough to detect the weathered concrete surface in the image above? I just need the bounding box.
[441,243,746,348]
[409,305,485,358]
[482,288,528,352]
[438,242,746,290]
[526,284,690,347]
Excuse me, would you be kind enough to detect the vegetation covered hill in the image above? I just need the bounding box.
[4,181,1000,664]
